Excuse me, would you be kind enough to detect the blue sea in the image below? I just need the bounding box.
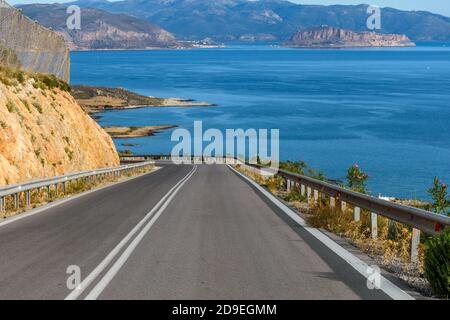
[71,44,450,200]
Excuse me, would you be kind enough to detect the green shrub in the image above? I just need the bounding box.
[0,65,70,92]
[6,99,15,112]
[283,187,306,202]
[32,101,43,114]
[280,160,326,180]
[424,229,450,297]
[5,99,22,119]
[347,164,369,194]
[428,177,449,215]
[33,73,70,92]
[20,98,31,112]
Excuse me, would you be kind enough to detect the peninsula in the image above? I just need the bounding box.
[71,85,215,114]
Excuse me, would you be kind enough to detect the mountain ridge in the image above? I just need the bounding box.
[18,3,182,50]
[68,0,450,41]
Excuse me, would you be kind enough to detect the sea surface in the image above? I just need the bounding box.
[71,44,450,199]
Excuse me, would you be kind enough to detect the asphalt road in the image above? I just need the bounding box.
[0,163,394,300]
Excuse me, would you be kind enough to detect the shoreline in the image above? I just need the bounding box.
[104,125,178,139]
[70,45,225,52]
[72,85,216,114]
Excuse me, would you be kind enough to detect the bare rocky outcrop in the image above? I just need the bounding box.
[285,26,416,48]
[0,68,119,185]
[0,4,70,81]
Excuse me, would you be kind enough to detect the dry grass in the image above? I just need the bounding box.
[0,64,70,92]
[306,204,424,271]
[234,164,429,292]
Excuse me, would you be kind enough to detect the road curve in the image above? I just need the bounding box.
[0,163,394,300]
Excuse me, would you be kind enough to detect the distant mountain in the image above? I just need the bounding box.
[285,26,415,48]
[69,0,450,42]
[18,4,182,50]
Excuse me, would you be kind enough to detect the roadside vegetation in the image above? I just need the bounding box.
[0,65,70,92]
[236,160,449,298]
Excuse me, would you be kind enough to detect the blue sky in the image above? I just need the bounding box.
[8,0,450,17]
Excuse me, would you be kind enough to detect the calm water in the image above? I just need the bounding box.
[71,45,450,199]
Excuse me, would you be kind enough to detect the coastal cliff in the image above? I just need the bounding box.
[0,5,70,81]
[285,27,415,48]
[0,66,119,185]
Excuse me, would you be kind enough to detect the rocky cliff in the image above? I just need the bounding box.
[0,5,70,81]
[285,27,415,48]
[19,4,182,50]
[0,66,119,185]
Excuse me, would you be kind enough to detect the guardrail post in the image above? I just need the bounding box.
[341,201,347,212]
[307,187,312,203]
[0,196,4,212]
[25,191,31,208]
[300,184,305,196]
[286,179,291,192]
[330,197,336,209]
[411,228,421,264]
[313,190,319,205]
[14,193,19,209]
[371,212,378,239]
[354,207,360,222]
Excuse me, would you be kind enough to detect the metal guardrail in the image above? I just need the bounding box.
[236,162,449,236]
[120,155,450,234]
[232,160,450,263]
[4,153,448,263]
[0,161,154,212]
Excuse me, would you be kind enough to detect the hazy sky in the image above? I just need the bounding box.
[8,0,450,17]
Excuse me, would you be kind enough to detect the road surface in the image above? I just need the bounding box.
[0,163,399,300]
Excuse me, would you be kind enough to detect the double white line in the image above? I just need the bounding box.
[65,165,198,300]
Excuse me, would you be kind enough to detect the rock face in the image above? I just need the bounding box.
[0,68,119,186]
[285,27,415,48]
[0,5,70,82]
[18,4,182,50]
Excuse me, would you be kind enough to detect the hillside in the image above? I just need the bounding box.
[69,0,450,42]
[285,27,415,48]
[0,5,70,81]
[18,4,182,50]
[0,66,119,185]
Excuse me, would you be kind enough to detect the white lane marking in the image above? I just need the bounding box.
[83,165,198,300]
[0,167,162,229]
[65,165,196,300]
[227,165,414,300]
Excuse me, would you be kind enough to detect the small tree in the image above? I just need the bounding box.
[280,160,307,175]
[428,177,449,215]
[424,229,450,297]
[346,164,369,194]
